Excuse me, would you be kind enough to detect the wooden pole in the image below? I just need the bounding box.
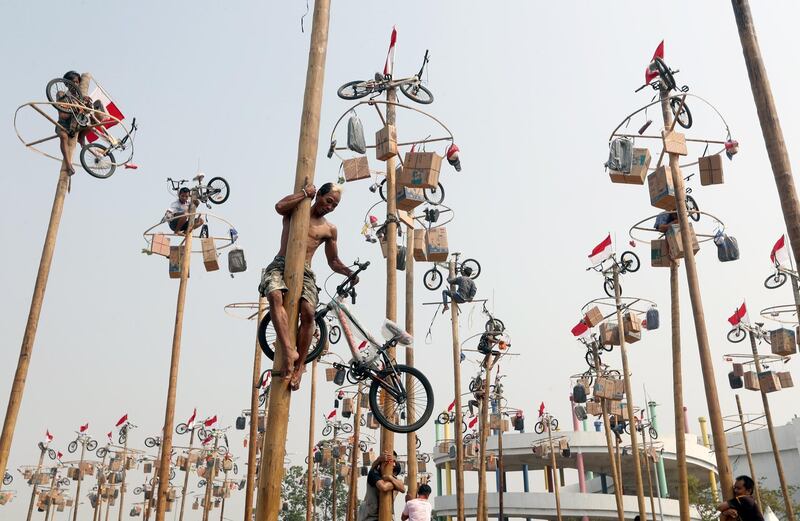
[202,436,219,521]
[735,394,761,510]
[254,1,330,519]
[640,426,657,521]
[332,425,338,521]
[93,446,110,521]
[305,361,318,521]
[27,445,47,521]
[347,384,364,521]
[747,331,793,520]
[44,466,59,521]
[448,260,466,521]
[0,142,74,482]
[378,84,399,521]
[219,468,229,521]
[593,343,624,521]
[404,218,417,499]
[669,263,691,521]
[72,439,88,521]
[178,429,196,521]
[476,360,494,521]
[155,198,196,521]
[497,385,506,521]
[546,420,563,521]
[731,0,800,316]
[658,87,734,497]
[117,436,130,521]
[147,443,164,521]
[697,417,718,501]
[245,297,267,521]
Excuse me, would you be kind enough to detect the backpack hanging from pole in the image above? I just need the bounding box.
[605,137,633,173]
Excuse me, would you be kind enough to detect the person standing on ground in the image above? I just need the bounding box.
[717,475,764,521]
[402,484,433,521]
[259,182,357,390]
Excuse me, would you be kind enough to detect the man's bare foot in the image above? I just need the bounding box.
[290,369,303,391]
[282,349,300,386]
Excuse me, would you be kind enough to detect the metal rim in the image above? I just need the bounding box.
[759,304,799,325]
[628,211,725,245]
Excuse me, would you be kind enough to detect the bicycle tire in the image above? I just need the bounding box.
[46,78,81,106]
[603,279,616,298]
[550,418,559,432]
[649,426,658,440]
[3,473,12,486]
[175,423,188,435]
[258,311,327,364]
[359,441,368,452]
[686,195,701,222]
[653,58,676,91]
[606,369,622,379]
[329,325,341,345]
[134,486,144,495]
[534,421,545,434]
[217,446,228,455]
[337,80,376,100]
[341,423,353,434]
[207,177,230,205]
[421,453,430,463]
[485,318,505,333]
[727,328,747,343]
[400,83,434,105]
[423,184,445,205]
[764,272,787,290]
[368,364,434,433]
[463,433,475,444]
[169,468,176,480]
[87,439,98,451]
[460,258,481,279]
[259,393,267,407]
[581,370,595,388]
[60,478,71,487]
[416,436,422,449]
[670,97,693,129]
[80,143,116,179]
[468,378,482,394]
[198,480,206,488]
[436,412,450,425]
[96,447,108,458]
[585,350,596,369]
[322,425,332,437]
[423,269,443,291]
[145,437,157,448]
[68,441,78,453]
[620,251,640,273]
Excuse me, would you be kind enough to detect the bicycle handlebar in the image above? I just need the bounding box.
[336,261,370,303]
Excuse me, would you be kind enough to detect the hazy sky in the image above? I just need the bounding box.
[2,1,800,518]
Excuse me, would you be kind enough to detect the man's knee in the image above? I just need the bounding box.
[267,290,284,308]
[299,301,315,323]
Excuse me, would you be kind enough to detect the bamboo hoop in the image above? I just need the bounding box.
[142,212,237,253]
[223,302,266,321]
[722,352,789,366]
[628,211,725,245]
[760,304,799,325]
[580,296,657,317]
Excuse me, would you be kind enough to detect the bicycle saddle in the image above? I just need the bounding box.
[382,319,413,345]
[193,174,205,182]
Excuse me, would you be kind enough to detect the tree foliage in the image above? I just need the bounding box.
[280,464,354,521]
[688,475,800,521]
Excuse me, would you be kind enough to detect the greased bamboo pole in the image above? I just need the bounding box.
[245,297,267,521]
[670,263,690,521]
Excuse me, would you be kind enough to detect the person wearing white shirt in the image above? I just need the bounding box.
[164,187,204,233]
[402,484,432,521]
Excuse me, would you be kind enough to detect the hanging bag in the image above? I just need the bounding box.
[605,137,633,173]
[645,306,660,331]
[714,231,740,262]
[347,113,367,154]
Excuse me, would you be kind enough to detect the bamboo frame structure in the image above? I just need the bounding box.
[142,212,237,254]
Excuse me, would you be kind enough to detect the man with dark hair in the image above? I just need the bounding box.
[260,181,356,390]
[402,483,432,521]
[164,187,205,233]
[358,452,405,521]
[54,70,109,175]
[441,265,477,313]
[717,475,764,521]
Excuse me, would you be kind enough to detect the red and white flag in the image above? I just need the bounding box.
[106,431,112,441]
[115,414,128,427]
[79,423,89,433]
[383,26,397,76]
[86,86,124,143]
[589,234,614,265]
[468,417,478,429]
[538,402,546,417]
[645,40,665,84]
[771,235,790,266]
[447,400,455,412]
[261,371,271,388]
[45,430,54,443]
[728,302,749,327]
[187,408,197,426]
[202,435,213,446]
[326,409,337,420]
[204,415,218,427]
[571,319,589,337]
[57,451,63,460]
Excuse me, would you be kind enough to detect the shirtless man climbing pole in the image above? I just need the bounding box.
[259,182,357,390]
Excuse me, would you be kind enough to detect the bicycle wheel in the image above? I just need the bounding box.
[341,423,353,434]
[96,447,108,458]
[145,437,157,448]
[322,425,332,437]
[258,311,327,363]
[423,184,445,205]
[485,318,505,333]
[134,486,144,495]
[727,327,747,343]
[534,421,545,434]
[3,473,12,486]
[416,436,422,449]
[259,393,267,407]
[400,83,434,104]
[217,446,228,455]
[68,441,78,453]
[460,259,481,279]
[585,350,596,369]
[421,453,429,462]
[175,423,188,435]
[669,97,693,129]
[436,412,450,425]
[649,426,658,440]
[603,279,617,298]
[233,463,239,475]
[207,177,230,205]
[550,418,559,432]
[87,439,98,451]
[423,269,443,291]
[337,80,375,100]
[197,480,206,488]
[80,143,116,179]
[468,378,482,394]
[620,251,640,273]
[653,58,676,91]
[764,272,787,290]
[46,78,81,105]
[329,325,341,345]
[686,195,700,222]
[359,441,368,452]
[463,433,475,444]
[368,364,434,433]
[581,370,595,388]
[606,369,622,379]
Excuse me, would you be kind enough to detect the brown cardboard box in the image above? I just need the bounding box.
[413,229,427,262]
[732,363,744,377]
[770,328,797,356]
[699,154,724,186]
[623,312,642,344]
[201,238,219,272]
[342,156,370,182]
[651,239,671,268]
[396,187,425,211]
[609,148,651,185]
[584,306,604,328]
[778,372,794,388]
[151,234,170,257]
[325,368,337,382]
[168,246,189,279]
[665,223,700,260]
[375,125,398,161]
[342,398,353,416]
[594,378,624,400]
[599,322,620,346]
[586,401,602,416]
[648,166,677,210]
[399,152,442,189]
[425,227,448,262]
[744,371,760,391]
[397,210,415,228]
[759,371,782,393]
[662,130,688,156]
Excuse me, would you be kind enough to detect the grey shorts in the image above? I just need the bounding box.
[258,256,319,308]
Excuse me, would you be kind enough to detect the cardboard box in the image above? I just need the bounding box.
[599,322,620,346]
[744,371,760,391]
[399,152,442,189]
[665,223,700,260]
[375,125,398,161]
[732,363,744,377]
[609,148,651,185]
[770,328,797,356]
[651,239,671,268]
[413,229,427,262]
[151,234,170,257]
[594,378,624,400]
[342,398,353,417]
[342,156,370,182]
[623,312,641,344]
[396,187,425,211]
[586,400,602,416]
[397,210,415,228]
[325,368,337,382]
[759,371,782,393]
[584,306,604,328]
[168,246,188,279]
[662,130,688,156]
[648,166,677,210]
[699,154,724,186]
[778,371,794,388]
[425,227,448,262]
[201,237,219,272]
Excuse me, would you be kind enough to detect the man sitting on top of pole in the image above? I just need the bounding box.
[259,182,357,390]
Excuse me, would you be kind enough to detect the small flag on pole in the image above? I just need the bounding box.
[79,423,89,433]
[383,26,397,77]
[727,302,749,326]
[203,415,218,427]
[115,414,128,427]
[326,409,337,420]
[187,408,197,426]
[771,235,789,266]
[571,320,589,337]
[588,234,613,266]
[644,40,665,84]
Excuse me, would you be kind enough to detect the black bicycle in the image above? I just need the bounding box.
[337,50,434,105]
[587,251,640,298]
[684,174,700,223]
[167,175,230,206]
[637,57,692,129]
[423,257,481,291]
[3,472,11,486]
[67,434,98,454]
